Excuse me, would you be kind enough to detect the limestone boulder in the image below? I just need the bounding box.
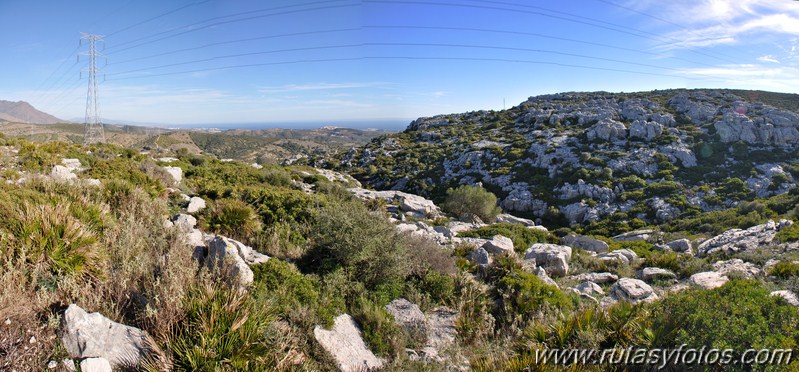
[481,235,515,255]
[689,271,729,290]
[571,272,619,284]
[610,278,659,304]
[561,234,609,253]
[187,196,206,213]
[60,304,148,368]
[314,314,384,372]
[639,267,677,282]
[163,166,182,185]
[524,244,572,277]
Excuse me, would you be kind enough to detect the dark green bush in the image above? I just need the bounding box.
[306,199,410,291]
[770,262,799,279]
[201,198,262,242]
[651,280,799,352]
[442,185,501,222]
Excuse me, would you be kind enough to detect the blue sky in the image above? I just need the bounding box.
[1,0,798,128]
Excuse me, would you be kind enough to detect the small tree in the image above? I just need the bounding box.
[442,185,501,222]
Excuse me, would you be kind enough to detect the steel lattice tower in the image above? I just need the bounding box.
[81,33,105,144]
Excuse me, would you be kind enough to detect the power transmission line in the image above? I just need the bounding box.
[106,1,357,55]
[81,33,106,144]
[104,54,712,83]
[111,28,360,65]
[106,44,362,77]
[364,42,698,73]
[365,0,740,64]
[365,25,718,68]
[105,0,211,37]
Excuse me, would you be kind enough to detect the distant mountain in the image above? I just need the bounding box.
[0,100,64,124]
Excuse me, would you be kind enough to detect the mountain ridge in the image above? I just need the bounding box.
[333,88,799,230]
[0,100,64,124]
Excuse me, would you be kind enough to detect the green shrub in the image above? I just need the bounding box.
[459,222,554,252]
[651,280,799,352]
[644,251,708,278]
[306,199,410,291]
[769,262,799,279]
[169,285,278,370]
[201,198,262,242]
[1,201,102,280]
[490,257,573,329]
[351,296,406,357]
[775,223,799,243]
[442,185,501,222]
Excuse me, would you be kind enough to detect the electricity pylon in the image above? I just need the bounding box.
[81,33,105,144]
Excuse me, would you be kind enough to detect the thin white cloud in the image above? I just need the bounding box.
[679,63,799,90]
[625,0,799,51]
[757,55,780,63]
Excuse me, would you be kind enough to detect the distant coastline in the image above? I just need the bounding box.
[169,119,411,131]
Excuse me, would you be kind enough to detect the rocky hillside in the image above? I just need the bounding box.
[3,128,799,370]
[0,100,63,124]
[335,89,799,228]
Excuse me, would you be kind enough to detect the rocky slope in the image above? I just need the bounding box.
[335,89,799,226]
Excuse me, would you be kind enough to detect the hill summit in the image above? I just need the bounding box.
[335,89,799,228]
[0,100,63,124]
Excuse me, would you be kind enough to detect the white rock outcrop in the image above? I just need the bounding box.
[60,304,147,368]
[524,244,572,277]
[481,235,515,255]
[163,166,182,185]
[187,196,206,213]
[697,220,791,256]
[610,278,658,304]
[314,314,385,372]
[561,234,609,253]
[689,271,729,290]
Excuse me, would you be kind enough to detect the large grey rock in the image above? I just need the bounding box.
[598,249,638,265]
[575,281,604,296]
[561,234,609,253]
[712,259,761,278]
[426,307,458,349]
[79,358,112,372]
[535,266,559,288]
[666,239,693,254]
[186,196,206,213]
[771,290,799,307]
[386,299,427,341]
[51,165,77,182]
[481,235,515,255]
[495,213,535,226]
[173,214,197,233]
[689,271,729,289]
[163,166,182,185]
[524,244,572,277]
[348,188,441,218]
[571,272,618,284]
[314,314,385,372]
[639,267,677,282]
[628,120,663,141]
[60,304,147,368]
[205,236,257,289]
[466,247,492,267]
[612,229,655,242]
[586,119,627,141]
[611,278,658,304]
[697,220,791,256]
